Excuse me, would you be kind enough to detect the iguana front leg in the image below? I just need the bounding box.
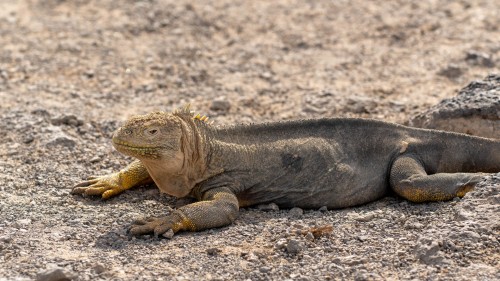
[129,187,239,237]
[72,160,153,199]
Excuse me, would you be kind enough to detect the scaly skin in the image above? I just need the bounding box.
[73,106,500,238]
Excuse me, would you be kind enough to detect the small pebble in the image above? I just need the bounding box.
[289,207,303,217]
[210,97,231,113]
[92,263,106,274]
[89,156,101,163]
[275,239,287,250]
[305,232,315,242]
[50,114,83,127]
[437,64,463,79]
[259,266,271,273]
[257,203,279,212]
[0,236,12,243]
[318,206,328,212]
[286,239,303,255]
[353,212,376,222]
[206,247,221,256]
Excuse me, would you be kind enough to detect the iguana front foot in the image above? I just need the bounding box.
[72,159,152,199]
[72,173,128,199]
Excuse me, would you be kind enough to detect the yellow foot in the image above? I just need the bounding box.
[72,173,126,199]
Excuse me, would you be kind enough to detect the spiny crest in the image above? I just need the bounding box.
[173,104,211,124]
[174,104,193,117]
[193,113,210,122]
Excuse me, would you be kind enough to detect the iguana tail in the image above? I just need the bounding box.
[410,131,500,174]
[432,132,500,174]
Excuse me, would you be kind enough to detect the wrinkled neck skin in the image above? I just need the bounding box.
[140,116,217,198]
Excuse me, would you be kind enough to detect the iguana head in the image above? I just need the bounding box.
[112,111,184,161]
[111,107,210,197]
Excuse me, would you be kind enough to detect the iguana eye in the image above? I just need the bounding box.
[123,128,132,135]
[146,128,159,136]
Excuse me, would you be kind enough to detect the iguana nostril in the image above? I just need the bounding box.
[149,129,158,135]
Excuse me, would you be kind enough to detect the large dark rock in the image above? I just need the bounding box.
[409,74,499,138]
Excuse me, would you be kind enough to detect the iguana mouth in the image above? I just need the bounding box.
[112,139,162,157]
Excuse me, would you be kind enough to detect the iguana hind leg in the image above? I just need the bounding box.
[389,155,484,203]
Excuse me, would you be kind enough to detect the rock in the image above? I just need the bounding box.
[302,91,333,114]
[455,209,473,221]
[409,74,500,138]
[89,156,101,163]
[318,206,328,212]
[345,95,378,114]
[23,134,35,144]
[403,220,424,230]
[465,50,495,68]
[448,229,481,243]
[50,114,83,127]
[437,64,464,79]
[31,108,51,118]
[286,239,303,255]
[332,255,366,266]
[352,212,377,222]
[357,235,369,242]
[259,72,273,80]
[304,232,314,242]
[414,237,448,265]
[275,238,287,250]
[206,247,221,256]
[0,235,12,243]
[354,270,380,281]
[15,218,32,227]
[35,268,71,281]
[45,132,77,149]
[289,207,303,217]
[92,263,106,274]
[210,97,231,113]
[257,203,279,212]
[259,266,271,273]
[5,143,21,156]
[83,69,95,78]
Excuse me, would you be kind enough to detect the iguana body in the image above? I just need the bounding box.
[73,107,500,237]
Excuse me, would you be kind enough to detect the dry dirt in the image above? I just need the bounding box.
[0,0,499,280]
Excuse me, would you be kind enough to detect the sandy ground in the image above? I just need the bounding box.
[0,0,499,280]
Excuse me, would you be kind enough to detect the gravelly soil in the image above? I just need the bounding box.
[0,0,498,280]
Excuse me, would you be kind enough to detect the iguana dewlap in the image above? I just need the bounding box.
[72,107,500,238]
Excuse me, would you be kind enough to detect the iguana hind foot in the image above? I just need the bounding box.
[390,154,485,202]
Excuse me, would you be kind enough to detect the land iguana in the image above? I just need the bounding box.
[72,106,500,237]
